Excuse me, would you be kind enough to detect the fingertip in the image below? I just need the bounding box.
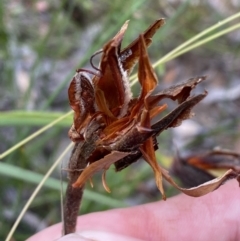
[57,230,144,241]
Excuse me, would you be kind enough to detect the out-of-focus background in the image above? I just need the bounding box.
[0,1,240,240]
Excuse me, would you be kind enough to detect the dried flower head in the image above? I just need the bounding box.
[67,19,240,200]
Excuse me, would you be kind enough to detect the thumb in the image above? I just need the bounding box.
[57,230,144,241]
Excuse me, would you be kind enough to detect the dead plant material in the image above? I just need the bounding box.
[172,148,240,188]
[63,19,240,235]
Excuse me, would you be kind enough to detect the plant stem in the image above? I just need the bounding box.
[63,134,98,234]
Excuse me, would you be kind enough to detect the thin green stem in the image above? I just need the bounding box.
[152,11,240,68]
[164,22,240,62]
[130,11,240,86]
[5,142,74,241]
[0,111,73,159]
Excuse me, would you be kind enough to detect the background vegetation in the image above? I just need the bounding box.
[0,0,240,240]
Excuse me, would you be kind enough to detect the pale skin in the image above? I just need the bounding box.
[27,180,240,241]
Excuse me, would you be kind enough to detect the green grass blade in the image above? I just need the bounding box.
[5,142,74,241]
[5,142,126,241]
[130,11,240,86]
[163,22,240,62]
[0,111,73,159]
[0,111,72,127]
[0,162,127,207]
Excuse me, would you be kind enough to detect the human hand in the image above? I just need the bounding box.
[27,180,240,241]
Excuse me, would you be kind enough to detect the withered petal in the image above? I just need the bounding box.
[121,19,165,74]
[147,76,206,107]
[139,107,165,199]
[152,92,207,134]
[129,35,158,118]
[102,170,111,193]
[140,140,166,200]
[68,72,95,131]
[95,88,116,119]
[150,104,167,119]
[72,151,129,188]
[138,34,158,101]
[162,168,240,197]
[94,21,131,116]
[99,118,135,146]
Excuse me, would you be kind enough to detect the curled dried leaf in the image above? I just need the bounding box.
[162,168,240,197]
